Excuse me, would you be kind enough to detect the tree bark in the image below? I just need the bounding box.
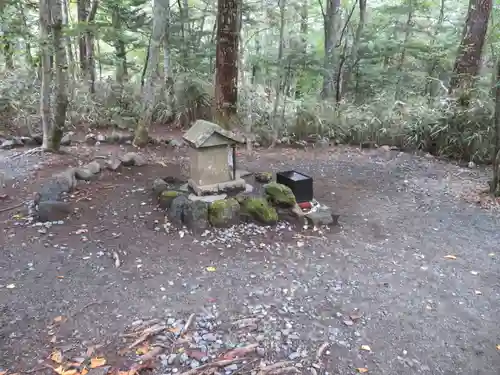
[448,0,492,98]
[214,0,240,129]
[394,0,414,101]
[491,58,500,194]
[341,0,366,98]
[50,0,69,151]
[84,0,98,93]
[112,6,128,84]
[425,0,445,99]
[62,0,76,80]
[77,0,89,71]
[39,0,52,150]
[321,0,340,99]
[133,0,166,146]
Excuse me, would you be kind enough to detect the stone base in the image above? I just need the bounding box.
[188,178,246,196]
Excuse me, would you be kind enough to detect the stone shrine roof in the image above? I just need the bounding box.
[182,120,245,148]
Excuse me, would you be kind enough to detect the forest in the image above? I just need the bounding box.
[0,0,499,188]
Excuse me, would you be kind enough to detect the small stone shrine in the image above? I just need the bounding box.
[183,120,246,196]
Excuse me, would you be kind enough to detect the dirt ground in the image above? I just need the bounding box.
[0,142,499,375]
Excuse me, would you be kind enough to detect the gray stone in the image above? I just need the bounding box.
[202,333,217,342]
[85,160,101,174]
[179,183,189,192]
[121,152,146,167]
[85,133,97,145]
[168,195,189,226]
[153,178,169,196]
[159,191,183,210]
[106,157,122,171]
[60,132,73,146]
[183,200,209,233]
[188,193,227,203]
[0,139,16,150]
[96,134,107,142]
[74,168,94,181]
[190,360,200,369]
[36,201,72,222]
[37,170,77,202]
[108,131,134,144]
[288,352,300,360]
[305,207,338,227]
[167,353,177,365]
[256,347,266,357]
[224,364,238,372]
[169,139,184,148]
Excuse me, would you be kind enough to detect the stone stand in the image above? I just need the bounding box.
[188,178,246,196]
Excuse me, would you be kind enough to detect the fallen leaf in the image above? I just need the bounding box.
[6,284,15,289]
[475,290,482,295]
[52,366,78,375]
[169,327,181,333]
[57,276,65,279]
[50,350,63,363]
[50,335,57,343]
[53,316,66,323]
[360,345,371,352]
[496,344,500,350]
[136,343,149,355]
[206,266,216,272]
[356,368,369,373]
[90,357,106,368]
[0,370,7,375]
[444,255,457,260]
[81,369,88,375]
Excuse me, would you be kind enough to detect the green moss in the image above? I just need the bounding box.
[264,182,296,207]
[209,198,240,227]
[241,197,278,225]
[255,172,273,183]
[158,190,183,209]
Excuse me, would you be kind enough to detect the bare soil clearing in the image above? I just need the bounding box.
[0,144,499,375]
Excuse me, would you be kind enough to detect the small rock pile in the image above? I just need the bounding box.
[118,307,334,375]
[31,152,146,222]
[154,178,310,233]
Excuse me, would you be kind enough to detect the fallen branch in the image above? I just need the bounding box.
[128,324,166,349]
[222,344,258,359]
[263,367,300,375]
[112,251,121,268]
[0,202,24,213]
[178,358,246,375]
[259,361,294,375]
[316,342,329,360]
[137,345,164,362]
[181,313,196,335]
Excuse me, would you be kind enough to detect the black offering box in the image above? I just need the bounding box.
[276,170,313,203]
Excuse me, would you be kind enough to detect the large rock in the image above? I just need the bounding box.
[264,182,296,207]
[208,198,240,227]
[305,207,338,227]
[60,132,73,146]
[158,190,183,209]
[183,200,209,232]
[239,197,278,225]
[106,157,122,171]
[37,169,77,202]
[121,152,146,167]
[74,161,101,181]
[152,178,169,197]
[35,201,72,222]
[167,195,189,226]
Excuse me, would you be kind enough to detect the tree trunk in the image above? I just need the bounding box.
[133,0,166,146]
[84,0,98,93]
[162,0,174,118]
[77,0,88,71]
[269,0,286,148]
[341,0,366,99]
[214,0,239,129]
[321,0,340,99]
[394,0,414,101]
[295,0,308,98]
[448,0,492,99]
[3,39,14,70]
[425,0,445,99]
[62,0,76,80]
[50,0,69,151]
[491,58,500,194]
[112,6,128,84]
[39,0,52,149]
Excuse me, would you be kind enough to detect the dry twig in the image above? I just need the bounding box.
[128,324,166,349]
[259,361,293,375]
[177,358,246,375]
[316,342,329,360]
[0,202,24,213]
[181,313,196,335]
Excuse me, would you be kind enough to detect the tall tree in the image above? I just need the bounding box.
[214,0,240,129]
[491,58,500,194]
[40,0,52,150]
[448,0,492,97]
[321,0,340,99]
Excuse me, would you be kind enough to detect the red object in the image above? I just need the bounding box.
[298,201,312,210]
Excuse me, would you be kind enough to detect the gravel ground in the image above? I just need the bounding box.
[0,146,499,375]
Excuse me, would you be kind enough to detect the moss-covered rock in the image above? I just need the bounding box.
[264,182,296,207]
[255,172,273,183]
[208,198,240,227]
[158,190,183,209]
[240,197,278,225]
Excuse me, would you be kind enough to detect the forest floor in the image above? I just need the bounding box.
[0,138,499,375]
